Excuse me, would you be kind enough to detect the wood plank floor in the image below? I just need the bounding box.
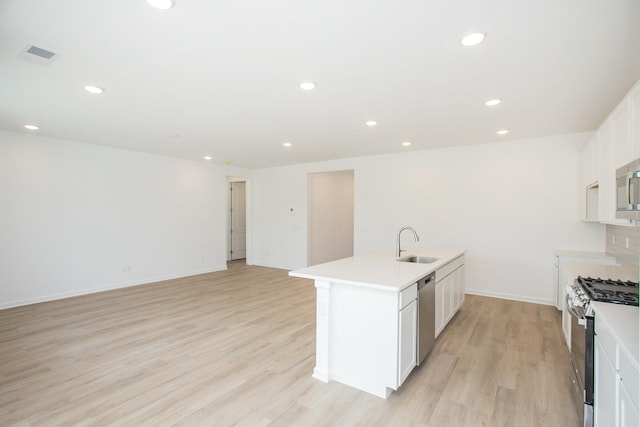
[0,261,579,426]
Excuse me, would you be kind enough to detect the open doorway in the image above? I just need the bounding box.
[307,170,354,266]
[228,179,246,261]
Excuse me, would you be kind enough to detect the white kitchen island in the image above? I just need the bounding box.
[289,247,466,398]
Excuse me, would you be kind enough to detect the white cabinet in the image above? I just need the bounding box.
[581,78,640,226]
[435,256,465,337]
[619,379,640,427]
[313,280,420,398]
[629,82,640,162]
[398,298,417,385]
[580,135,600,222]
[593,311,640,426]
[612,100,631,169]
[594,335,617,427]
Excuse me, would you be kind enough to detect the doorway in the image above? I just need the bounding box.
[307,170,354,266]
[229,180,246,260]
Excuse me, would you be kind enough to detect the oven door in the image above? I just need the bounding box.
[570,311,594,427]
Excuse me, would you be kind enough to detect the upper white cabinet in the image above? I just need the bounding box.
[611,99,630,169]
[630,83,640,162]
[581,79,640,226]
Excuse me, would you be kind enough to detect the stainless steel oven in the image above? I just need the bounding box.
[567,282,594,427]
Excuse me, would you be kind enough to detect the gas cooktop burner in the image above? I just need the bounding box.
[577,276,639,306]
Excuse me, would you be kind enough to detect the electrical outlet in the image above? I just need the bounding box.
[612,235,616,244]
[625,237,629,249]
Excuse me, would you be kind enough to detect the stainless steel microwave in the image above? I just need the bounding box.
[616,159,640,220]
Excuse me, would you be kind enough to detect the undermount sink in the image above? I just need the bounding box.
[396,255,440,264]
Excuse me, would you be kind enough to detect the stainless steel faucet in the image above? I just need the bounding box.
[396,226,420,258]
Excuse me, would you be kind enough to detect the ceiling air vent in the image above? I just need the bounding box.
[17,44,59,65]
[26,45,56,59]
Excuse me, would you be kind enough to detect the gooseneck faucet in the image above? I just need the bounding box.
[396,226,420,258]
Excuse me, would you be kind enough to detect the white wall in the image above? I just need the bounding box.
[0,130,250,309]
[252,133,606,305]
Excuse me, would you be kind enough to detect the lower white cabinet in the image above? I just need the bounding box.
[594,312,640,426]
[398,299,417,385]
[594,337,617,427]
[314,281,419,398]
[435,256,465,337]
[619,378,640,427]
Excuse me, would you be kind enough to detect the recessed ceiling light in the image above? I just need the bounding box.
[300,82,315,90]
[84,85,104,94]
[402,141,411,147]
[497,129,509,135]
[461,32,486,47]
[24,124,39,130]
[366,121,377,126]
[485,98,501,107]
[283,142,292,147]
[203,155,212,160]
[145,0,175,9]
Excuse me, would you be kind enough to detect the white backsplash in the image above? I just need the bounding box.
[606,225,640,269]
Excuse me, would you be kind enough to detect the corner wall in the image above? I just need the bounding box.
[0,130,250,308]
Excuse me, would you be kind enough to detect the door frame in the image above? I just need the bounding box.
[226,176,252,264]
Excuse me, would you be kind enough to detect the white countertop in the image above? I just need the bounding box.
[553,249,616,260]
[289,247,466,291]
[564,262,639,368]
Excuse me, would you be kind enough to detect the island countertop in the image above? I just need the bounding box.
[289,246,466,291]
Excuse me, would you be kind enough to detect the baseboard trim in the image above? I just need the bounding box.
[465,288,555,306]
[0,265,228,310]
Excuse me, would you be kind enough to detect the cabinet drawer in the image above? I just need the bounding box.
[399,284,417,309]
[619,349,639,406]
[595,318,617,365]
[435,255,464,282]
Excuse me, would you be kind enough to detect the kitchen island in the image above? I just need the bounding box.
[289,247,466,398]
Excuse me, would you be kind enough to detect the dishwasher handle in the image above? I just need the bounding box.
[417,273,435,290]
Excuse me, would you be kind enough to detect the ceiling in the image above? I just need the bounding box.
[1,0,639,169]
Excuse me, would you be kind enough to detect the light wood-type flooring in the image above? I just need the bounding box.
[1,261,579,426]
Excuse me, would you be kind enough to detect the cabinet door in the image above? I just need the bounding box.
[597,123,615,223]
[435,281,444,337]
[630,82,640,161]
[398,299,417,386]
[442,274,453,324]
[612,100,630,169]
[594,338,617,426]
[455,265,465,310]
[619,380,640,427]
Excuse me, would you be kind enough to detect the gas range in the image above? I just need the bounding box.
[576,276,639,306]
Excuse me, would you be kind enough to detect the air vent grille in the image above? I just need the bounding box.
[26,45,56,60]
[17,44,59,66]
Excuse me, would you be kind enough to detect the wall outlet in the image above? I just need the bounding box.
[625,237,629,249]
[612,235,616,244]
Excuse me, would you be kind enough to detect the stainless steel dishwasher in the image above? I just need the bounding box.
[417,272,436,365]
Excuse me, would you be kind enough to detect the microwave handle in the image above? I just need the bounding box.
[630,172,640,208]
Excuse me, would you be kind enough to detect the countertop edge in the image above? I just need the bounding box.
[289,248,466,292]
